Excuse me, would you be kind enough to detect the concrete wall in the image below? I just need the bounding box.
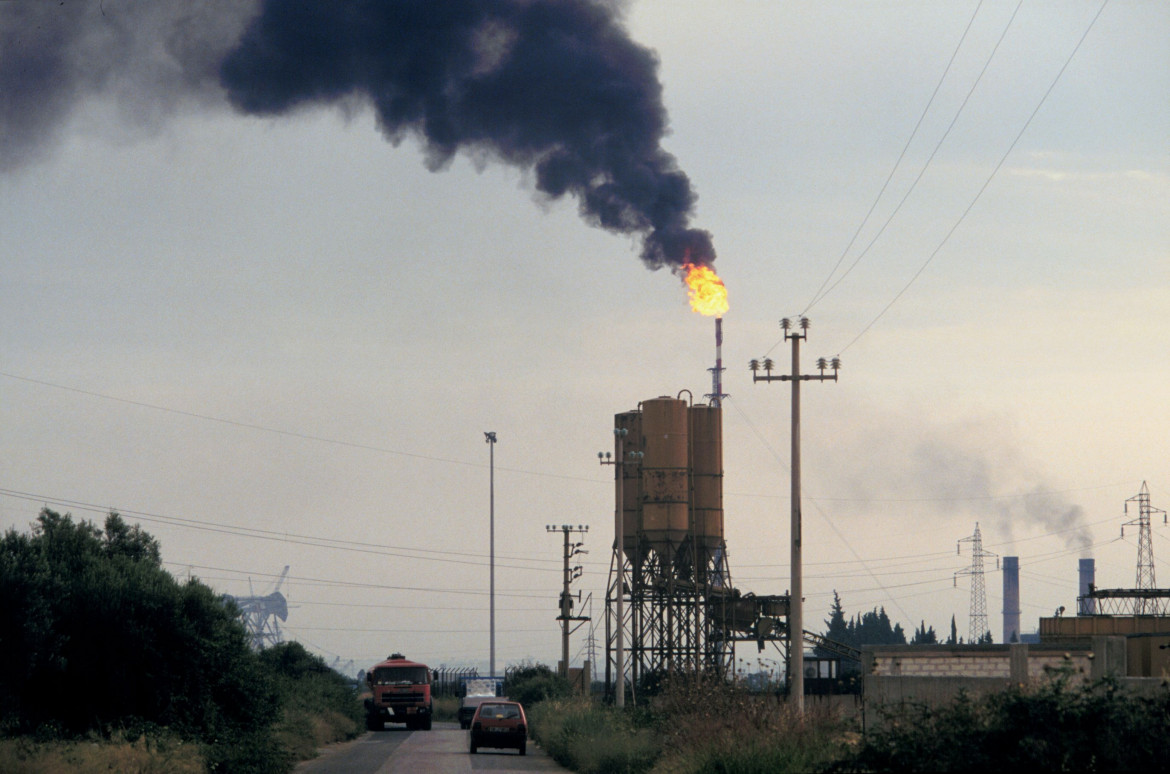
[862,638,1130,722]
[1040,615,1170,639]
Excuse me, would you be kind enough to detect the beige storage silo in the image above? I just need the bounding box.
[688,403,724,563]
[640,397,689,559]
[614,409,643,554]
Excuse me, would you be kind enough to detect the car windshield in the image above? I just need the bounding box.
[372,666,429,685]
[480,704,521,719]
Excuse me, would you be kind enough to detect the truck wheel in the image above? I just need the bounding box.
[422,715,432,730]
[366,715,382,732]
[470,739,478,754]
[519,740,527,756]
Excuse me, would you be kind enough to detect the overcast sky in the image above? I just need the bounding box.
[2,0,1167,675]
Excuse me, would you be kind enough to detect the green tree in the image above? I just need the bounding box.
[815,591,850,658]
[0,510,276,747]
[844,676,1170,772]
[846,607,906,647]
[911,620,938,645]
[504,661,571,707]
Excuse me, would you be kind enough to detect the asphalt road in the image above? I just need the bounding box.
[295,722,569,774]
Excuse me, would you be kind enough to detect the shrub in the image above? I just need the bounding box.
[650,676,847,774]
[505,661,572,707]
[530,698,658,774]
[529,677,848,774]
[0,733,204,774]
[0,512,364,773]
[432,695,460,722]
[839,676,1170,772]
[258,643,362,761]
[0,510,277,742]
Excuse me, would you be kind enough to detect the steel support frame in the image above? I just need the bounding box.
[606,539,734,698]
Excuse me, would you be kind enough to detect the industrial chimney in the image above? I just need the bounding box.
[1078,557,1096,615]
[1002,556,1021,643]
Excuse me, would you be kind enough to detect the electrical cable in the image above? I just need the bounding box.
[0,486,563,572]
[176,561,553,599]
[835,0,1110,355]
[0,370,600,485]
[802,0,989,313]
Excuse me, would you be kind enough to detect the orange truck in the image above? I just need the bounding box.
[364,653,434,731]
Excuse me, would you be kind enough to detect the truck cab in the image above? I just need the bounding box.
[364,653,434,731]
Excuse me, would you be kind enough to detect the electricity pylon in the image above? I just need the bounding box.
[956,524,998,643]
[1123,481,1166,614]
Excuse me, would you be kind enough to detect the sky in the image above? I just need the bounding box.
[2,0,1167,677]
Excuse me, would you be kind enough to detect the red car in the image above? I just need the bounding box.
[468,700,528,755]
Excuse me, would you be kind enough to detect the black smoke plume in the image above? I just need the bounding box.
[218,0,715,269]
[1,0,714,269]
[0,1,258,171]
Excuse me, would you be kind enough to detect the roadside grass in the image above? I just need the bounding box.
[0,734,203,774]
[433,695,461,723]
[530,698,658,774]
[528,672,1170,774]
[258,644,364,767]
[273,705,361,762]
[650,678,848,774]
[528,678,851,774]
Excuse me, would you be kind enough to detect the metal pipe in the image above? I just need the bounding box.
[615,428,626,708]
[714,316,723,407]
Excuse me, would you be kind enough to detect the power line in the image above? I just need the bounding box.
[291,625,551,634]
[175,561,553,600]
[61,479,1120,580]
[836,0,1110,355]
[722,390,1122,624]
[802,0,990,313]
[805,496,914,625]
[0,371,599,485]
[0,486,562,572]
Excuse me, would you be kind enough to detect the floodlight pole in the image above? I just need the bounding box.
[485,431,497,678]
[750,317,839,714]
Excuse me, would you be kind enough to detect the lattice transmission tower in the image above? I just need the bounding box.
[956,523,998,643]
[230,565,290,651]
[1122,481,1167,614]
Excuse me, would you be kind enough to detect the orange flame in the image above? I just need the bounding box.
[682,263,728,317]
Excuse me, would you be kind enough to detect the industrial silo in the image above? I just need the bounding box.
[614,409,643,554]
[640,397,689,561]
[688,403,724,568]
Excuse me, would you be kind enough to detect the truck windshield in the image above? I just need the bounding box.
[372,666,429,685]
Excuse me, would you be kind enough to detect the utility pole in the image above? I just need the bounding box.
[547,524,590,681]
[485,432,497,677]
[750,317,839,713]
[599,430,642,708]
[956,523,998,643]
